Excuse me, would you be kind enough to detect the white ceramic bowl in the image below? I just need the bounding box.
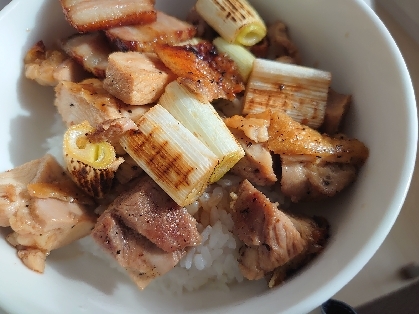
[0,0,416,313]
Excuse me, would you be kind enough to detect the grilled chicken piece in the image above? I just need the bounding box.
[105,175,201,252]
[229,128,277,187]
[0,154,96,273]
[105,11,196,53]
[230,180,306,280]
[155,41,245,102]
[103,52,176,105]
[60,0,157,33]
[61,32,114,78]
[91,211,185,289]
[267,21,301,64]
[280,156,358,202]
[225,115,269,143]
[54,78,150,127]
[114,154,144,185]
[24,41,88,86]
[266,215,329,288]
[320,89,352,135]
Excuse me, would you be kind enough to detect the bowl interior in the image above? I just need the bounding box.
[0,0,416,313]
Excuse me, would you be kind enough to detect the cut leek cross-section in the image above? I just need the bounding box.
[243,58,332,129]
[63,121,122,198]
[120,104,219,206]
[159,81,245,183]
[196,0,267,46]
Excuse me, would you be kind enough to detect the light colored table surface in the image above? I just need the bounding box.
[1,0,419,313]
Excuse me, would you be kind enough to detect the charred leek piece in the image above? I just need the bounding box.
[63,121,121,198]
[120,105,219,206]
[196,0,266,46]
[159,81,245,183]
[243,58,332,129]
[213,37,255,82]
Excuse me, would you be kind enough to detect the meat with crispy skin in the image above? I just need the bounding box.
[54,78,150,127]
[105,175,201,253]
[155,41,245,102]
[91,211,185,289]
[61,32,114,78]
[230,180,306,280]
[60,0,157,33]
[0,154,97,273]
[105,11,196,53]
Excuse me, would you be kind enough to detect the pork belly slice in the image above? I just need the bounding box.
[92,211,184,289]
[105,175,201,253]
[155,41,245,102]
[230,180,306,280]
[229,129,277,187]
[60,0,157,33]
[61,32,114,78]
[320,89,352,135]
[54,78,150,127]
[0,154,96,273]
[24,41,88,86]
[105,11,196,53]
[280,156,358,202]
[103,52,176,105]
[266,215,329,288]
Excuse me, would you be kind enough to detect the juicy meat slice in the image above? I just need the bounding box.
[86,117,138,145]
[0,154,97,273]
[231,180,306,280]
[155,41,245,102]
[225,115,269,143]
[91,211,184,289]
[106,175,201,252]
[320,88,352,135]
[60,0,157,33]
[103,52,176,105]
[280,155,358,202]
[267,21,301,64]
[24,41,88,86]
[229,128,277,187]
[61,32,114,78]
[105,11,196,53]
[54,78,150,127]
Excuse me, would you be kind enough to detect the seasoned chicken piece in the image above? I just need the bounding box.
[280,156,358,202]
[105,11,196,53]
[267,110,369,165]
[155,41,245,102]
[225,115,269,143]
[229,128,277,187]
[268,21,301,64]
[0,154,96,273]
[91,211,185,289]
[106,175,201,252]
[86,117,138,147]
[114,154,144,185]
[266,215,329,288]
[61,32,114,78]
[24,41,88,86]
[320,89,352,135]
[60,0,157,33]
[54,78,150,127]
[103,52,176,105]
[230,180,306,280]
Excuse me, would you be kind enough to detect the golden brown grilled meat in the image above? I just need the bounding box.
[155,41,245,102]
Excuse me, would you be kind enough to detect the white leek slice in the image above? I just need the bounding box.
[243,58,332,129]
[213,37,255,82]
[195,0,266,46]
[159,82,245,183]
[120,104,218,206]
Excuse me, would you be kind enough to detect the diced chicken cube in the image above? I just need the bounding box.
[104,52,176,105]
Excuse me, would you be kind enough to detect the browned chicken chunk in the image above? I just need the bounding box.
[105,175,201,252]
[320,88,352,135]
[105,11,196,52]
[60,0,157,33]
[91,210,185,289]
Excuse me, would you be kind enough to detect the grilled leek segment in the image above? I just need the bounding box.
[159,81,245,183]
[120,104,219,206]
[195,0,266,46]
[243,58,331,129]
[63,121,122,198]
[213,37,255,82]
